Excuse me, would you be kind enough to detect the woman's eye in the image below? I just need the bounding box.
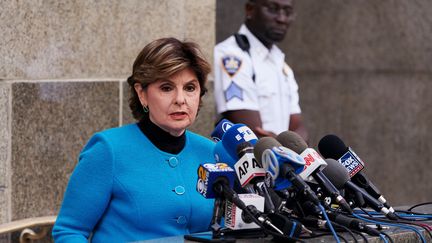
[160,85,173,92]
[185,85,196,92]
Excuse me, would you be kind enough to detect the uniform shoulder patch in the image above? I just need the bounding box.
[224,81,243,102]
[221,55,242,77]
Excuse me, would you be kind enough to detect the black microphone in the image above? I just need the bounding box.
[321,159,397,220]
[276,131,352,213]
[318,134,395,213]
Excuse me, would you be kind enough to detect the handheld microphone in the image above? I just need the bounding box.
[211,119,234,142]
[321,159,397,220]
[276,131,352,213]
[318,134,395,213]
[254,137,320,205]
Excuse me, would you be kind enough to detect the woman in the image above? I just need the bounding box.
[53,38,215,242]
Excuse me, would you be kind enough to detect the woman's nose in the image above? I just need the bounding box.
[175,90,186,105]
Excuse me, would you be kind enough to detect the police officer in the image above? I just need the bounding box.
[213,0,308,141]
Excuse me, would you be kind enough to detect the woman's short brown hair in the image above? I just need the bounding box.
[127,37,211,121]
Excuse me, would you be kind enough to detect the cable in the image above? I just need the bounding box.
[351,229,369,243]
[360,208,381,217]
[319,204,341,243]
[331,222,358,243]
[380,232,394,243]
[387,219,432,239]
[300,232,348,243]
[395,210,432,217]
[407,202,432,212]
[379,233,389,243]
[356,210,432,239]
[353,213,427,243]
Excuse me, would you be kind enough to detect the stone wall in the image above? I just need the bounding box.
[0,0,216,236]
[216,0,432,205]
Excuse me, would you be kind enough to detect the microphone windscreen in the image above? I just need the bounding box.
[211,118,234,142]
[321,159,350,189]
[318,134,348,159]
[253,137,281,164]
[276,131,308,154]
[236,141,253,158]
[221,124,258,160]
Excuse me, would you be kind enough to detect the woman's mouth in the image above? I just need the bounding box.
[170,112,188,120]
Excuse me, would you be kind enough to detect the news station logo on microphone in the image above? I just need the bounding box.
[338,148,365,177]
[211,119,234,142]
[261,146,305,190]
[221,124,258,160]
[299,148,327,182]
[196,162,235,198]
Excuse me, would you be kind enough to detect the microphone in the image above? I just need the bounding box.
[318,134,395,213]
[234,141,277,213]
[211,118,234,142]
[213,124,279,214]
[225,194,265,230]
[196,162,237,199]
[197,163,283,233]
[254,137,320,205]
[213,123,258,166]
[276,131,352,213]
[321,159,397,220]
[234,142,266,192]
[220,123,259,160]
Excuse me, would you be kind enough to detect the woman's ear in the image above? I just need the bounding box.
[134,83,147,106]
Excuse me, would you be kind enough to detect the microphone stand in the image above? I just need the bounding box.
[210,198,224,236]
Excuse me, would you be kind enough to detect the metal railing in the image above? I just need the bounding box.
[0,216,56,243]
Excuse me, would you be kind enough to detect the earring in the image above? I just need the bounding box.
[143,105,149,113]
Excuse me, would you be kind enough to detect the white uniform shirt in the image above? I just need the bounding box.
[213,24,301,135]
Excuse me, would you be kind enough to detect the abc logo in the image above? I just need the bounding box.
[222,121,233,132]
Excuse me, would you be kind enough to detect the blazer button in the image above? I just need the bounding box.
[176,216,187,225]
[174,186,185,195]
[168,157,178,167]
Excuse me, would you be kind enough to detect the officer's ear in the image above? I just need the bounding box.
[245,0,256,20]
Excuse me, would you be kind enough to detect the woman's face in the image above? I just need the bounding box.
[134,68,201,137]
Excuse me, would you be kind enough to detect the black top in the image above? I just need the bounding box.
[138,116,186,154]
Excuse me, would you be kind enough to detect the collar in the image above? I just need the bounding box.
[137,116,186,155]
[239,24,285,65]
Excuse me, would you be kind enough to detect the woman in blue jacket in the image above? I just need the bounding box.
[53,37,215,242]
